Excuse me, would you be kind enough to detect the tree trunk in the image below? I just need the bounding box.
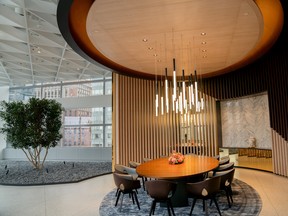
[21,147,49,170]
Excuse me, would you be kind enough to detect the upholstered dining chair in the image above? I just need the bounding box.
[213,168,235,208]
[186,175,222,216]
[219,156,230,165]
[213,162,234,175]
[113,172,141,212]
[143,157,152,163]
[129,161,147,191]
[114,164,140,196]
[145,180,177,216]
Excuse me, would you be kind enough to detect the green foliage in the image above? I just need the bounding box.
[0,98,63,169]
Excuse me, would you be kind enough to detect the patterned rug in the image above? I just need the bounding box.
[99,179,262,216]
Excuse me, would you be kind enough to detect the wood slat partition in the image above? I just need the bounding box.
[272,130,288,177]
[113,73,219,166]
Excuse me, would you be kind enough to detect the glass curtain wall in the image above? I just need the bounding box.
[8,78,112,148]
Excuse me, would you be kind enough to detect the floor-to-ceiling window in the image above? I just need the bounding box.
[8,78,112,148]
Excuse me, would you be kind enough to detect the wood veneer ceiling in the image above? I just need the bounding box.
[63,0,283,79]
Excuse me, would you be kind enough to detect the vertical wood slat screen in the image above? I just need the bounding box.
[272,130,288,177]
[113,73,219,166]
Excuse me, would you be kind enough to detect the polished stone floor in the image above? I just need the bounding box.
[0,168,288,216]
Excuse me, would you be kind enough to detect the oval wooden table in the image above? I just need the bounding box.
[136,154,219,207]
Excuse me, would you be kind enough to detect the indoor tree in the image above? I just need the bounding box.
[0,98,63,170]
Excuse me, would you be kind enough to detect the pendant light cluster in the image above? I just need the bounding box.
[155,58,204,117]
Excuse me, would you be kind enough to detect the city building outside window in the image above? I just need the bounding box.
[8,78,112,148]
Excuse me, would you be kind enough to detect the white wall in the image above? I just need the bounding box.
[221,93,272,149]
[3,147,112,162]
[0,86,9,159]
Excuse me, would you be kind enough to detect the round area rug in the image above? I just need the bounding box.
[99,178,262,216]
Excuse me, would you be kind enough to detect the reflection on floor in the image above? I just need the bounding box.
[220,149,273,172]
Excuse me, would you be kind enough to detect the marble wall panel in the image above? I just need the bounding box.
[221,93,272,149]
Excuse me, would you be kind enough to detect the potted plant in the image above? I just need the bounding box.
[0,98,63,170]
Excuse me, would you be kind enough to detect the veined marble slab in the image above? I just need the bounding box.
[221,93,272,149]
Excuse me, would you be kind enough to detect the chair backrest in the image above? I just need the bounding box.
[115,164,137,176]
[186,176,221,197]
[219,156,230,165]
[215,162,234,172]
[145,180,177,200]
[143,158,152,163]
[129,161,141,168]
[214,168,235,189]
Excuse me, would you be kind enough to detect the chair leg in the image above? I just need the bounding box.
[203,199,205,212]
[167,206,171,216]
[228,186,234,203]
[203,199,208,216]
[166,200,171,216]
[115,191,121,207]
[131,192,135,204]
[141,177,146,191]
[212,196,222,216]
[190,198,197,216]
[115,188,119,197]
[168,199,175,216]
[133,191,141,210]
[119,193,125,212]
[149,200,156,216]
[225,189,231,208]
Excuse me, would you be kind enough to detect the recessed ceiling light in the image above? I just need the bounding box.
[143,38,148,42]
[201,32,206,36]
[148,47,153,50]
[201,42,207,45]
[202,49,207,52]
[153,54,157,57]
[203,55,207,58]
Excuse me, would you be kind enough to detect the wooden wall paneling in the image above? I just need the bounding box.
[133,79,143,161]
[127,76,132,163]
[123,76,128,165]
[153,80,157,159]
[144,80,149,161]
[134,77,141,162]
[212,95,217,156]
[271,129,288,177]
[204,95,209,156]
[118,75,122,164]
[140,79,145,163]
[131,78,135,162]
[272,130,277,174]
[206,96,211,156]
[281,134,287,176]
[120,75,124,164]
[207,95,212,156]
[112,73,117,167]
